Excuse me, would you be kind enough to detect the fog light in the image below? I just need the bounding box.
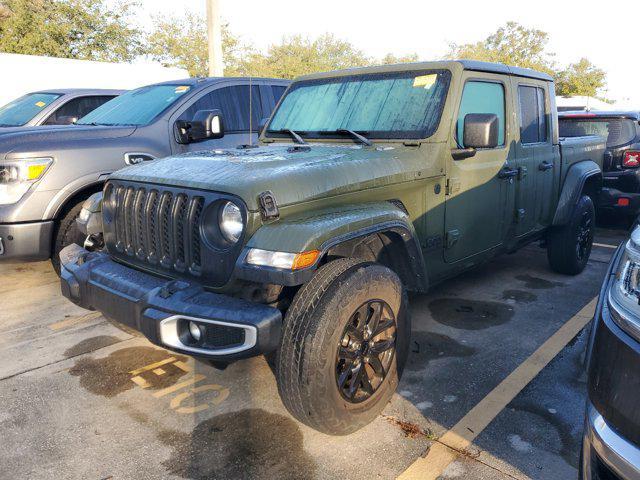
[188,321,202,342]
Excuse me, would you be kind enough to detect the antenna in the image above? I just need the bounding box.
[249,77,253,146]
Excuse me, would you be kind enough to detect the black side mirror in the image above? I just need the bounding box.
[258,117,269,136]
[175,109,224,144]
[463,113,499,149]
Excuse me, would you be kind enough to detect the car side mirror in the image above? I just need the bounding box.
[175,109,224,144]
[463,113,499,149]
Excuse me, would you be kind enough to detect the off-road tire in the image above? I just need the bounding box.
[51,199,86,275]
[547,195,595,275]
[275,258,410,435]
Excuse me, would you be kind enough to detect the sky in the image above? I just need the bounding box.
[134,0,640,107]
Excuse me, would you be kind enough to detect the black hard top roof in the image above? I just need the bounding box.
[457,60,554,82]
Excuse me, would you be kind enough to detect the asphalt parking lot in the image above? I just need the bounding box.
[0,227,627,480]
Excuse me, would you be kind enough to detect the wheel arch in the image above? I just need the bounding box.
[552,160,602,226]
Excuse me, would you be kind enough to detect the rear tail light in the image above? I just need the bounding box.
[623,151,640,168]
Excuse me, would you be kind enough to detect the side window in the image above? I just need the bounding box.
[457,81,505,147]
[180,85,263,133]
[43,95,115,125]
[272,86,287,103]
[518,86,548,144]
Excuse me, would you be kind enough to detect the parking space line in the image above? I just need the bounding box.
[398,297,597,480]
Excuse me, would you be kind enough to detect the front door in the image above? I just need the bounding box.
[444,74,516,263]
[513,82,555,235]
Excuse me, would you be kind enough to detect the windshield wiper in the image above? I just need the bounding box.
[272,129,307,145]
[320,129,373,146]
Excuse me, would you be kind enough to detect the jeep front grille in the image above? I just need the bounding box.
[108,184,205,276]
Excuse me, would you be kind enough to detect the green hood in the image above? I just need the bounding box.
[110,144,426,210]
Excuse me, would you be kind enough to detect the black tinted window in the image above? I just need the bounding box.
[181,85,263,132]
[559,118,637,148]
[518,86,548,144]
[44,95,116,125]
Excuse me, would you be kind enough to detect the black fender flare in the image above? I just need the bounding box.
[552,160,602,226]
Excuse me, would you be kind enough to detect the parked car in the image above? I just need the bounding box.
[0,89,122,132]
[60,60,605,435]
[559,111,640,223]
[582,225,640,479]
[0,77,290,272]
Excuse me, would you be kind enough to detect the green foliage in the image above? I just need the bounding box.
[447,21,554,74]
[0,0,143,62]
[447,22,607,97]
[556,58,607,98]
[146,13,242,77]
[379,53,420,65]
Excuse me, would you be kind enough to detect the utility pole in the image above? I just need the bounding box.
[206,0,224,77]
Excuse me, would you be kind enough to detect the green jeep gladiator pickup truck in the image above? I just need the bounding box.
[60,60,605,435]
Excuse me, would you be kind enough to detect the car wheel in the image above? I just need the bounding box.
[275,258,410,435]
[51,199,86,276]
[547,195,595,275]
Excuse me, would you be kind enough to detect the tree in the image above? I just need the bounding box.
[236,34,371,79]
[146,13,244,77]
[380,53,420,65]
[0,0,143,62]
[447,21,555,74]
[556,58,607,98]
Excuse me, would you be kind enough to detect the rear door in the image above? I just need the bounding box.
[513,82,555,234]
[444,73,516,263]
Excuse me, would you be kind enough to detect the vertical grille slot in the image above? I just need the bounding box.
[108,182,207,277]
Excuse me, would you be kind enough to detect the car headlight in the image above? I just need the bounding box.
[219,201,243,243]
[608,227,640,342]
[0,157,53,206]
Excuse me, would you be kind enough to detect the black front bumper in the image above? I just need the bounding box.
[60,244,282,361]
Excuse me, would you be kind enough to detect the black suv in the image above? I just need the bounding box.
[560,111,640,222]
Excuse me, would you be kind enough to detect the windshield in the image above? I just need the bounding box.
[559,117,637,148]
[266,70,451,140]
[0,92,62,127]
[77,84,192,126]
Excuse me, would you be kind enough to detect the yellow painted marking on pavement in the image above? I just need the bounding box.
[173,360,192,373]
[153,368,166,376]
[169,384,230,414]
[398,297,597,480]
[593,242,618,250]
[129,357,176,375]
[130,375,152,389]
[49,312,102,331]
[152,374,206,398]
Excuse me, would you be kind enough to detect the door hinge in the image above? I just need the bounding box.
[445,178,450,195]
[518,166,528,180]
[445,229,460,249]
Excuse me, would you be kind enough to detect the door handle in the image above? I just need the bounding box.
[538,161,553,171]
[498,166,518,179]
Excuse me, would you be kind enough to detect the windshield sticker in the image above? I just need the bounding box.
[35,101,46,107]
[175,86,190,94]
[413,74,437,89]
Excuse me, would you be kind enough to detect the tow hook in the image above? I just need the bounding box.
[83,233,104,252]
[0,236,4,255]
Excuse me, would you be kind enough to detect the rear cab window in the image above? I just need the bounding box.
[559,116,637,148]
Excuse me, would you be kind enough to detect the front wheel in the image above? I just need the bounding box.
[275,258,410,435]
[547,195,595,275]
[51,199,86,276]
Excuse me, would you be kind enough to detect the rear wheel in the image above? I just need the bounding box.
[547,195,595,275]
[51,199,86,275]
[275,258,410,435]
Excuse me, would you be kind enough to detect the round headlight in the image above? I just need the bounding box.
[219,201,243,243]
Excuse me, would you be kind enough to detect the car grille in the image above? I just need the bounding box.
[103,180,245,286]
[108,183,205,275]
